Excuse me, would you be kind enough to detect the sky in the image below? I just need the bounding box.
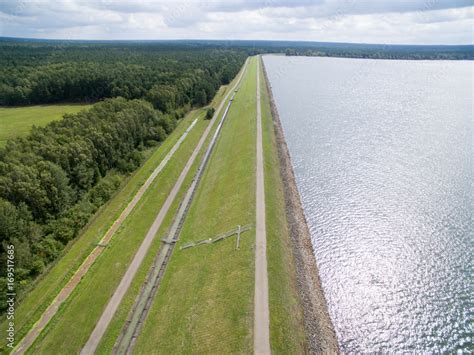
[0,0,473,45]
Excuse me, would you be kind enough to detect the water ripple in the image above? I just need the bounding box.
[264,56,473,352]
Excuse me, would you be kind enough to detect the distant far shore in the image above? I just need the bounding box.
[1,37,472,60]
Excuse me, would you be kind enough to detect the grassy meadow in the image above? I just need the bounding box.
[0,104,91,146]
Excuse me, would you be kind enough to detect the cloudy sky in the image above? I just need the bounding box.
[0,0,473,44]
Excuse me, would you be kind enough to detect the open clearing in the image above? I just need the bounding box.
[0,104,91,146]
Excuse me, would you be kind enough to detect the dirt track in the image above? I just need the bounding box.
[254,56,271,354]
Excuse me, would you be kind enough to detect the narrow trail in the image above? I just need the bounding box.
[254,56,271,354]
[80,59,248,355]
[12,117,199,355]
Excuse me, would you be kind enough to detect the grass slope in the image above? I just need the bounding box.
[259,57,307,353]
[0,104,91,146]
[95,67,249,353]
[132,57,258,354]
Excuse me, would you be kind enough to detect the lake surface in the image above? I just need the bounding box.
[263,55,472,352]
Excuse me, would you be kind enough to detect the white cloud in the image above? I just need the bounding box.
[0,0,472,44]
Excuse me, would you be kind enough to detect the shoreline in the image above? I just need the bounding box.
[261,58,339,353]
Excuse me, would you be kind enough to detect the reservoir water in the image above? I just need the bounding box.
[263,55,472,352]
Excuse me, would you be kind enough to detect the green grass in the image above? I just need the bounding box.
[259,57,307,353]
[95,65,252,353]
[131,56,307,354]
[0,104,91,146]
[132,56,257,354]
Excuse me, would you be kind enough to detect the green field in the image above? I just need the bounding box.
[95,77,246,352]
[0,104,91,146]
[131,54,258,355]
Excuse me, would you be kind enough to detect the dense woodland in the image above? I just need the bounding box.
[0,42,246,106]
[0,42,246,309]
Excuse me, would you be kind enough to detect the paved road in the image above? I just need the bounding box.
[81,59,249,354]
[12,118,199,355]
[254,57,271,354]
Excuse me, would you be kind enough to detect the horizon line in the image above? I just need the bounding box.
[1,36,472,48]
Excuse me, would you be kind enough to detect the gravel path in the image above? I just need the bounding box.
[254,56,271,354]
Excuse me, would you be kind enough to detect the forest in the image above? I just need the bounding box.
[0,41,247,309]
[0,42,246,106]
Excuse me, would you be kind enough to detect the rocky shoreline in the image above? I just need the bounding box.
[261,59,339,353]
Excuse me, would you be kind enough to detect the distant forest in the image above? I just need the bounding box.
[0,38,471,310]
[0,42,246,106]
